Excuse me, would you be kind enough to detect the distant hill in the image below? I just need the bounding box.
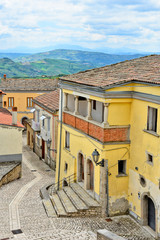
[0,58,94,78]
[0,49,148,78]
[0,53,30,59]
[15,49,146,67]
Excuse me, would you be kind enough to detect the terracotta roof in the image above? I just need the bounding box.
[33,89,59,113]
[0,78,58,91]
[0,107,12,115]
[60,55,160,88]
[0,108,24,128]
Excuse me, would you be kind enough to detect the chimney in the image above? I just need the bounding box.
[3,74,6,80]
[12,107,17,125]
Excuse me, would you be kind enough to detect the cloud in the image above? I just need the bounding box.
[0,0,160,52]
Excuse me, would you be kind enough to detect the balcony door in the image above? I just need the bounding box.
[42,139,45,160]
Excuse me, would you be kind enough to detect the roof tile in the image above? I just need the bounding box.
[34,89,59,112]
[60,55,160,88]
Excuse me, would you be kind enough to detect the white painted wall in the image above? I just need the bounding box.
[79,100,87,117]
[67,94,75,112]
[91,101,104,123]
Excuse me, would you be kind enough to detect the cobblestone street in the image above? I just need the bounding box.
[0,134,155,240]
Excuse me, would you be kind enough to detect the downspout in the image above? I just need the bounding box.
[58,88,63,190]
[106,160,109,217]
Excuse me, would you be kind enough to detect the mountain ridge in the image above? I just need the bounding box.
[0,49,147,78]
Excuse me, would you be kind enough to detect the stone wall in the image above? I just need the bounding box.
[0,163,21,187]
[97,229,126,240]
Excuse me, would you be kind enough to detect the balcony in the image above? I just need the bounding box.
[63,112,130,143]
[31,120,40,132]
[41,128,51,141]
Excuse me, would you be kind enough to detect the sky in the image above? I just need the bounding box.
[0,0,160,53]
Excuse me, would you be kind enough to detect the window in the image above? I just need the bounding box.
[47,118,50,132]
[8,97,14,107]
[118,160,126,175]
[27,97,33,107]
[147,106,157,132]
[147,153,153,164]
[64,162,68,172]
[42,119,45,128]
[37,111,40,123]
[65,131,70,149]
[140,175,146,187]
[93,100,96,110]
[40,115,46,128]
[36,134,41,147]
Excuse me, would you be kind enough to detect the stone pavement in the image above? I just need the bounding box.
[0,134,155,240]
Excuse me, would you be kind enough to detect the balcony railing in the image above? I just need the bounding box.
[31,120,40,131]
[41,128,51,141]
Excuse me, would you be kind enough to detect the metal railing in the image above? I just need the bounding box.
[48,173,76,196]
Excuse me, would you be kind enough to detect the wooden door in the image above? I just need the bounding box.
[80,154,84,181]
[89,161,94,190]
[148,198,155,231]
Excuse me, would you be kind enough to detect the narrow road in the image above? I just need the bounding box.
[0,134,154,240]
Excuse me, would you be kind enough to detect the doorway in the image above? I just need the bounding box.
[27,131,30,146]
[142,195,156,232]
[42,139,45,160]
[87,159,94,191]
[78,153,84,182]
[148,197,155,231]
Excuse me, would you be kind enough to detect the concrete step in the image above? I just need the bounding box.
[50,195,67,217]
[63,186,88,211]
[70,183,100,208]
[42,199,57,218]
[57,190,78,214]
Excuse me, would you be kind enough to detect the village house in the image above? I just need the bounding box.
[0,75,57,126]
[55,55,160,239]
[31,89,59,170]
[0,90,24,186]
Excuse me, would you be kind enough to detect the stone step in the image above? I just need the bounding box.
[70,183,100,208]
[42,199,57,218]
[63,186,88,211]
[50,195,67,217]
[57,190,78,214]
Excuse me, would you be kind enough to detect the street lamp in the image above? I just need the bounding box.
[92,149,104,167]
[46,140,57,153]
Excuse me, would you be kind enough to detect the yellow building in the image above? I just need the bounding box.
[56,55,160,238]
[0,76,57,125]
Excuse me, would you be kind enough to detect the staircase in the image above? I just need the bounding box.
[40,180,101,218]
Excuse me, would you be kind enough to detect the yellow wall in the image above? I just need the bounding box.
[27,123,33,149]
[3,92,44,122]
[129,97,160,221]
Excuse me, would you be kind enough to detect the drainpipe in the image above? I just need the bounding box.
[106,160,109,217]
[57,88,63,190]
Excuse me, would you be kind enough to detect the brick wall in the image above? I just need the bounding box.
[63,112,129,143]
[76,117,89,134]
